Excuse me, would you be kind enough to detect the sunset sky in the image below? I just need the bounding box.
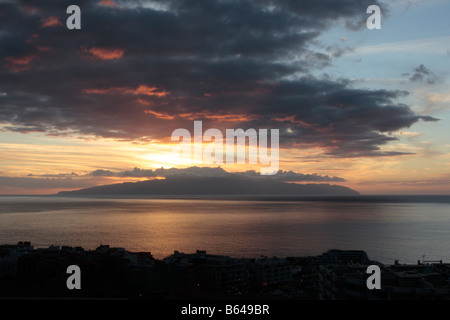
[1,0,449,195]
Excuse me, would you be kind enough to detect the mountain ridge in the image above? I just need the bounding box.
[57,176,360,196]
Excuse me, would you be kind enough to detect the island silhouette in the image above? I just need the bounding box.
[58,167,359,196]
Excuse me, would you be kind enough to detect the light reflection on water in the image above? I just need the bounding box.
[0,196,449,264]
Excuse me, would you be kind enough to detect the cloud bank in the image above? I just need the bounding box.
[0,0,438,158]
[89,166,346,182]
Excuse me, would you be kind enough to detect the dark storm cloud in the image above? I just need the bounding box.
[0,0,437,157]
[326,44,355,58]
[408,64,437,84]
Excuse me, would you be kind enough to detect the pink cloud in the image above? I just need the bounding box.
[82,47,125,60]
[5,55,36,73]
[41,16,63,28]
[83,85,170,97]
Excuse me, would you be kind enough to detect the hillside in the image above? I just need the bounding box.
[58,176,359,196]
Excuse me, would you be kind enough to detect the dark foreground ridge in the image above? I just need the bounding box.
[57,176,359,196]
[1,241,449,300]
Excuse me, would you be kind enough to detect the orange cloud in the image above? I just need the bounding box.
[179,112,258,122]
[82,47,125,60]
[274,115,315,127]
[132,85,170,97]
[136,99,153,106]
[143,110,175,120]
[5,55,36,73]
[83,85,170,97]
[41,16,63,28]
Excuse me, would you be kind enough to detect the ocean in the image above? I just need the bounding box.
[0,195,449,264]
